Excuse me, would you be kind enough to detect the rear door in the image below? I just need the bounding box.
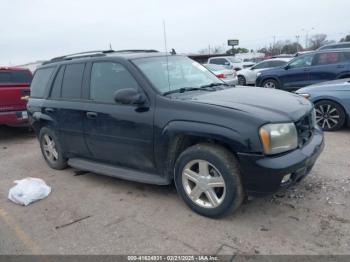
[308,51,347,85]
[48,63,91,157]
[83,60,155,171]
[0,69,32,113]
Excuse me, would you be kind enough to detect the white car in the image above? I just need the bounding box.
[237,58,291,86]
[207,56,254,71]
[203,64,238,85]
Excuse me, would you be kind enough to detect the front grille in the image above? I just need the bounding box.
[295,111,315,147]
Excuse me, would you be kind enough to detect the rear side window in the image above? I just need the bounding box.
[50,66,65,99]
[0,70,32,85]
[312,52,341,65]
[61,63,85,99]
[30,68,55,98]
[90,62,140,103]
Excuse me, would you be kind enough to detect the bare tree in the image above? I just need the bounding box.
[308,34,334,50]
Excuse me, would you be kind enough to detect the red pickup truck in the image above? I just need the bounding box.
[0,67,33,126]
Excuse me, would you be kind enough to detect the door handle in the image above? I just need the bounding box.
[336,65,345,68]
[44,108,55,113]
[303,68,310,72]
[86,112,98,119]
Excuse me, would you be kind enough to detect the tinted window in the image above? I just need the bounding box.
[30,68,54,98]
[61,63,85,99]
[90,62,140,103]
[0,72,11,83]
[209,58,228,65]
[270,60,287,67]
[253,61,270,69]
[312,52,341,65]
[0,70,32,84]
[288,55,313,69]
[50,66,65,99]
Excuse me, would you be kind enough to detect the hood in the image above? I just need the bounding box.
[297,78,350,93]
[191,87,312,122]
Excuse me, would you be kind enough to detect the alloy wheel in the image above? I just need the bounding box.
[264,81,276,88]
[182,160,226,208]
[42,134,59,162]
[315,104,340,130]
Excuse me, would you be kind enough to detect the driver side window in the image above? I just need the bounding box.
[288,55,313,69]
[90,62,140,104]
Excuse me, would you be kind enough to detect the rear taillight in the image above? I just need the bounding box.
[216,73,225,79]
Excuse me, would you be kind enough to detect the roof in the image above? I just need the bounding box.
[41,49,167,66]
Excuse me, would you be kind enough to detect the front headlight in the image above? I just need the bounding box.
[298,93,311,99]
[259,123,298,155]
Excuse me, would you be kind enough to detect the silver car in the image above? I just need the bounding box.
[237,58,291,86]
[203,64,238,85]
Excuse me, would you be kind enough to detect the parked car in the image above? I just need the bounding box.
[28,50,324,218]
[318,42,350,50]
[207,56,254,71]
[256,49,350,91]
[296,78,350,131]
[203,64,238,85]
[237,58,291,86]
[0,67,32,126]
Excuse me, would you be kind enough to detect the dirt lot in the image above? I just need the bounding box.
[0,126,349,255]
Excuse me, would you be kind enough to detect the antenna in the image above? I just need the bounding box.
[163,19,171,91]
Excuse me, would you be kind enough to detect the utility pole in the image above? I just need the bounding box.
[295,35,300,52]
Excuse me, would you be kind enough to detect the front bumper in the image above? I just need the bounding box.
[0,110,28,126]
[237,128,324,197]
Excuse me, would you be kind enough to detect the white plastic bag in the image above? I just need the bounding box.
[8,177,51,206]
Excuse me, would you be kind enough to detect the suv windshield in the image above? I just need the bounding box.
[133,56,223,94]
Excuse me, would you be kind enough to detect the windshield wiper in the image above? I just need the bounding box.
[163,83,229,96]
[200,82,229,88]
[163,86,217,95]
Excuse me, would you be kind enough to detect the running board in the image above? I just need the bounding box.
[68,158,170,185]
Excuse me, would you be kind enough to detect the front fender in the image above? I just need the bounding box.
[155,120,252,179]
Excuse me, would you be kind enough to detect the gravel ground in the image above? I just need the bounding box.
[0,126,349,255]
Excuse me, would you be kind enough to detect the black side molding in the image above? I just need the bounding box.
[68,158,170,185]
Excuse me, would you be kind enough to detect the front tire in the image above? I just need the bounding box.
[315,100,346,131]
[262,79,279,89]
[39,127,67,170]
[238,75,246,86]
[174,143,244,218]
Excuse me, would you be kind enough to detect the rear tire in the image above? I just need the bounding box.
[315,100,346,131]
[238,75,246,86]
[262,79,279,89]
[39,127,67,170]
[174,143,244,218]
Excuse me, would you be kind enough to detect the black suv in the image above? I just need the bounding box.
[28,50,324,217]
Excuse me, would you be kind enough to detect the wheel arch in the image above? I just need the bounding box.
[159,121,247,180]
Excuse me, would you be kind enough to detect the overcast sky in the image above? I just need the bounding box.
[1,0,350,65]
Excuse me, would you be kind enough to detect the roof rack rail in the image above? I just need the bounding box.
[43,50,115,65]
[114,49,159,53]
[42,49,159,65]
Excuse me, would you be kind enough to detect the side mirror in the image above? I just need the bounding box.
[284,64,290,70]
[114,88,146,105]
